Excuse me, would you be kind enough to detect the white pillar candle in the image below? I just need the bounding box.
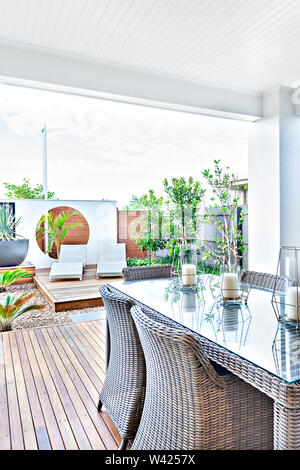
[222,273,239,300]
[182,264,197,286]
[286,286,300,321]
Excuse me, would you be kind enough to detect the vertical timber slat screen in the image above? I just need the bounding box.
[117,210,147,259]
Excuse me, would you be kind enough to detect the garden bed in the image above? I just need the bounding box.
[0,284,105,331]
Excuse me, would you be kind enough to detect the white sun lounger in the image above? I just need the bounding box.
[49,244,87,281]
[97,243,126,278]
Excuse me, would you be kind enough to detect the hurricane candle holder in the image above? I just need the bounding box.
[219,264,243,304]
[271,246,299,327]
[219,264,250,305]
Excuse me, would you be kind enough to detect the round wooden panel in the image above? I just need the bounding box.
[36,206,90,259]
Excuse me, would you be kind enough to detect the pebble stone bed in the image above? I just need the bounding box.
[0,283,105,331]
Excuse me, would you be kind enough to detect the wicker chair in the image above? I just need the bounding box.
[98,285,146,450]
[241,270,288,293]
[130,304,273,450]
[122,264,177,281]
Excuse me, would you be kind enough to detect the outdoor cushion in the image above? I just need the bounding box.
[96,260,125,278]
[49,262,84,281]
[59,245,87,267]
[97,242,126,278]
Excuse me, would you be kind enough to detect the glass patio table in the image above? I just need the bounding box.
[109,276,300,450]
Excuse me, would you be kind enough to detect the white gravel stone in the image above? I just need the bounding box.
[0,284,105,331]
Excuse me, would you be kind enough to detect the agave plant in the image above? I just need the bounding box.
[0,204,22,241]
[0,292,45,332]
[36,209,83,256]
[0,269,32,293]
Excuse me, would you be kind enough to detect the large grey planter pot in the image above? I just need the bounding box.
[0,239,29,267]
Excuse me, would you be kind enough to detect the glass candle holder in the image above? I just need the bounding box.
[271,246,299,326]
[180,239,198,288]
[220,265,241,304]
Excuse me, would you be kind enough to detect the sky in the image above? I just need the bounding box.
[0,84,250,207]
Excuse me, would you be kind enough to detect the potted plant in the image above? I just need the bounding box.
[0,292,45,332]
[0,204,29,267]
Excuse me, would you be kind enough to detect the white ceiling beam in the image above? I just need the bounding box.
[0,41,262,121]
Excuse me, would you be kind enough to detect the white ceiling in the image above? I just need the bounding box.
[0,0,300,93]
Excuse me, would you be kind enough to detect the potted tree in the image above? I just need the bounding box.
[0,204,29,267]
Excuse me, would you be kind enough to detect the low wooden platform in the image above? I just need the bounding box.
[0,319,121,450]
[0,261,35,284]
[34,265,122,312]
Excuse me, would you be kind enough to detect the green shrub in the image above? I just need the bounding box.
[0,292,45,332]
[0,269,31,292]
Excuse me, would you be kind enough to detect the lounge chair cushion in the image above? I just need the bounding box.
[59,245,87,267]
[97,260,125,278]
[49,262,84,281]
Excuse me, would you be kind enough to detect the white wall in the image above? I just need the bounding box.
[1,199,117,268]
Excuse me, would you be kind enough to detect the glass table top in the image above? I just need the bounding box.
[110,277,300,384]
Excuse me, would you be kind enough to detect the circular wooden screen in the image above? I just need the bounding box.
[35,206,90,259]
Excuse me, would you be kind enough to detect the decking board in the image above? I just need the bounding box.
[0,320,120,450]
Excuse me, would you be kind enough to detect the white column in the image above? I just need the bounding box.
[248,86,300,273]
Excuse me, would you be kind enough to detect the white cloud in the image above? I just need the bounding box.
[0,84,250,205]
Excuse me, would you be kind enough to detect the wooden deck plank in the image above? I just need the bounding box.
[0,334,10,450]
[73,323,106,361]
[3,334,24,450]
[58,324,105,386]
[50,325,119,449]
[63,323,106,381]
[47,327,117,450]
[40,327,105,450]
[9,333,38,450]
[34,266,122,311]
[16,333,51,450]
[34,329,92,450]
[51,327,100,402]
[0,320,120,451]
[28,330,79,450]
[21,331,65,450]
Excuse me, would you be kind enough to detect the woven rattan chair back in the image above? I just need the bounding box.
[241,270,287,293]
[98,284,146,450]
[122,264,177,281]
[131,304,273,450]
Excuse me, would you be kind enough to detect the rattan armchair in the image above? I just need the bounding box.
[98,285,146,450]
[130,304,273,450]
[122,264,177,281]
[241,270,288,293]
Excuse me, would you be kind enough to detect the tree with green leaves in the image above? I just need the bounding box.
[123,195,145,211]
[36,210,83,257]
[163,176,205,239]
[4,178,56,199]
[202,160,245,268]
[133,190,165,261]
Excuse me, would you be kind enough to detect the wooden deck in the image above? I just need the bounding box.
[34,265,122,311]
[0,319,121,450]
